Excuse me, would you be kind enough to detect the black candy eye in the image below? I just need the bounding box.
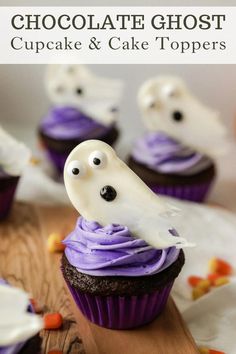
[67,160,86,179]
[93,158,101,166]
[76,87,83,95]
[72,168,80,175]
[89,151,107,169]
[100,185,117,202]
[172,111,184,122]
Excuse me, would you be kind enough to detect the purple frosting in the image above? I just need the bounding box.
[131,132,212,176]
[63,217,180,277]
[40,106,112,140]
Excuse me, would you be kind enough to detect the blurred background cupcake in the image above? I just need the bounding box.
[38,64,123,174]
[0,127,30,220]
[128,76,228,202]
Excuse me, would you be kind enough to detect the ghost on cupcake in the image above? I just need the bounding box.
[38,64,123,174]
[128,76,228,202]
[0,127,30,220]
[62,140,191,329]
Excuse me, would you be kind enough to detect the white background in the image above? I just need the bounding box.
[0,7,234,64]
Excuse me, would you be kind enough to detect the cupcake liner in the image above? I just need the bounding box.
[65,280,173,329]
[0,177,19,220]
[150,180,213,202]
[45,148,67,174]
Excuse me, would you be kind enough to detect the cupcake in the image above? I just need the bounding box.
[39,65,123,173]
[61,140,191,329]
[128,76,227,202]
[0,280,42,354]
[0,127,30,220]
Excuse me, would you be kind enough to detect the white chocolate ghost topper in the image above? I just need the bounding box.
[0,284,43,346]
[0,126,31,176]
[46,64,123,126]
[138,76,227,156]
[64,140,193,250]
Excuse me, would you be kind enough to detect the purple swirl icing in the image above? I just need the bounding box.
[131,132,212,176]
[40,106,112,140]
[63,217,180,277]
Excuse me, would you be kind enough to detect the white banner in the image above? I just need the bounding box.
[0,6,235,64]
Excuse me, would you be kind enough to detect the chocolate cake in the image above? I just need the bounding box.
[62,250,185,296]
[128,155,216,187]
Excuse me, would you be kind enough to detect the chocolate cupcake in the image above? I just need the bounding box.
[62,218,184,329]
[0,127,30,220]
[39,107,119,173]
[128,132,216,202]
[39,65,122,173]
[61,140,191,329]
[128,76,227,202]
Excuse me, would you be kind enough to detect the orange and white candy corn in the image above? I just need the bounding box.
[208,258,232,276]
[47,233,65,253]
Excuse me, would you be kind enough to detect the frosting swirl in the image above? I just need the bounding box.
[63,217,180,277]
[40,106,113,140]
[131,132,212,176]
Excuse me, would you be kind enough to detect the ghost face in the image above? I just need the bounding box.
[64,140,125,223]
[138,76,227,155]
[46,64,123,125]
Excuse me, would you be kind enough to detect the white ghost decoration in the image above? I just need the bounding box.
[138,76,227,156]
[0,284,43,346]
[46,64,123,126]
[0,127,31,176]
[64,140,193,250]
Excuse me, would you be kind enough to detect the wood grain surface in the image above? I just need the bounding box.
[0,202,83,354]
[71,293,199,354]
[0,202,198,354]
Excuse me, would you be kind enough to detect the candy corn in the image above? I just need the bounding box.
[30,156,41,165]
[192,286,208,301]
[44,313,63,330]
[213,276,229,287]
[189,258,233,301]
[29,298,43,314]
[208,258,233,276]
[47,233,65,253]
[197,279,211,291]
[199,347,225,354]
[187,275,204,287]
[199,348,208,354]
[207,273,222,286]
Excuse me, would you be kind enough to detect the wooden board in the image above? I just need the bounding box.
[0,202,198,354]
[71,294,199,354]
